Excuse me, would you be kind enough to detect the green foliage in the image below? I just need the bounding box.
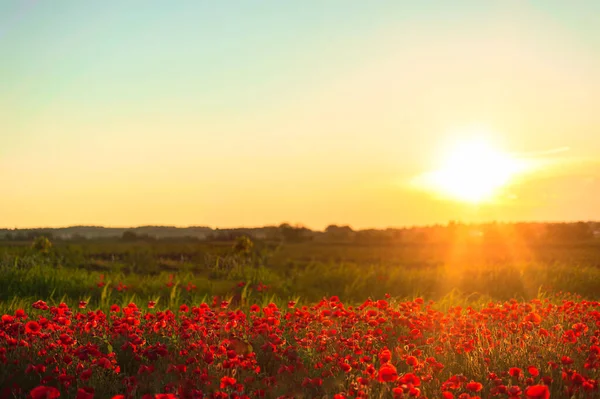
[233,235,254,256]
[0,238,599,313]
[31,236,52,254]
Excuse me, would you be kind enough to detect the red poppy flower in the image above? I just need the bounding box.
[340,362,352,372]
[561,355,574,365]
[392,387,404,398]
[378,363,398,382]
[76,387,94,399]
[32,300,49,310]
[15,309,27,319]
[509,367,522,378]
[25,321,41,335]
[525,385,550,399]
[466,381,483,392]
[220,376,237,389]
[30,386,60,399]
[97,357,112,370]
[406,356,418,367]
[399,373,421,386]
[379,349,392,363]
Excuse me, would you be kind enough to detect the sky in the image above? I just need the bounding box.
[1,1,600,229]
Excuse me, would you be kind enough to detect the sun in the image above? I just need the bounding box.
[415,137,524,203]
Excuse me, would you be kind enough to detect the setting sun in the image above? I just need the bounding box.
[415,138,525,204]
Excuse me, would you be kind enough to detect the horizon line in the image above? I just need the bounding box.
[1,219,598,232]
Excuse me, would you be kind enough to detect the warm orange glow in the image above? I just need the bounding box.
[414,137,526,204]
[3,1,600,228]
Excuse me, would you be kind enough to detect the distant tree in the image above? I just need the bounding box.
[70,233,87,241]
[546,222,592,242]
[279,223,295,242]
[122,231,138,241]
[325,225,354,241]
[279,223,311,242]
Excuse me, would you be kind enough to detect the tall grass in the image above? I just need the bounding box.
[0,249,599,313]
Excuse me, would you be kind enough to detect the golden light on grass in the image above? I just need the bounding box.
[413,135,527,204]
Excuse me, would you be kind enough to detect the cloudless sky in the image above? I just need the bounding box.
[2,1,600,229]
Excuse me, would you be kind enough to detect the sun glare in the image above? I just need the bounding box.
[415,137,525,204]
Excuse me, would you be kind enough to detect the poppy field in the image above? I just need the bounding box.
[1,235,600,398]
[1,291,599,398]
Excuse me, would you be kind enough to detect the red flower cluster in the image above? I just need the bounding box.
[0,296,598,398]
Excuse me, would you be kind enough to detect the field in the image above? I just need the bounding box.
[1,231,599,398]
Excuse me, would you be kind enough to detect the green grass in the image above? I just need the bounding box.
[1,245,599,314]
